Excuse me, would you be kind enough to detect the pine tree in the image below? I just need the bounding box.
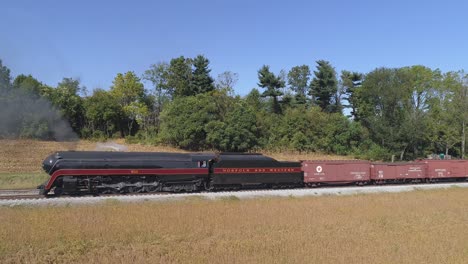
[191,55,215,94]
[258,65,285,114]
[310,60,338,112]
[341,70,363,119]
[167,56,193,97]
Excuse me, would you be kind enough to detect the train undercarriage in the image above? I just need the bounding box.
[40,175,209,196]
[40,175,303,196]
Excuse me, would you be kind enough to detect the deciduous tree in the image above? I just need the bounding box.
[159,93,220,150]
[288,65,310,105]
[0,59,11,91]
[84,89,123,138]
[206,101,258,152]
[216,71,238,96]
[53,78,85,135]
[110,72,148,135]
[143,62,171,131]
[13,74,43,98]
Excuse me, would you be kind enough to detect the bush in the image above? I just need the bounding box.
[91,130,107,141]
[353,140,391,161]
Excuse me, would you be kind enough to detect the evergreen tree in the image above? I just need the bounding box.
[310,60,338,112]
[191,55,215,94]
[244,88,264,112]
[341,70,363,119]
[257,65,285,114]
[167,56,193,97]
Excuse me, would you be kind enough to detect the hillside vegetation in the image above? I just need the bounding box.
[1,58,467,161]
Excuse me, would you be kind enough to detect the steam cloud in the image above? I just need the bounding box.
[95,141,128,152]
[0,87,79,149]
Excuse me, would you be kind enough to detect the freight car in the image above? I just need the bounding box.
[303,159,468,186]
[370,162,425,184]
[38,151,302,196]
[420,159,468,182]
[302,160,370,187]
[305,160,468,186]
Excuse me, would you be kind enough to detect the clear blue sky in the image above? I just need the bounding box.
[2,0,467,95]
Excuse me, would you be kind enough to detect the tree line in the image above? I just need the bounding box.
[0,56,466,160]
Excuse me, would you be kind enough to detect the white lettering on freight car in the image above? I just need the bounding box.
[378,170,384,178]
[408,167,422,172]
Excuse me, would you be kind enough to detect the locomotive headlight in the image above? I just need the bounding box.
[42,154,57,174]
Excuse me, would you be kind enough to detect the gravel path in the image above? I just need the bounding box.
[1,182,468,207]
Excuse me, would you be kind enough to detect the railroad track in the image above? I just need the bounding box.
[0,189,40,197]
[0,194,44,200]
[0,189,173,200]
[2,182,468,206]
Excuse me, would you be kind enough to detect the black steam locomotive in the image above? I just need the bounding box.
[39,151,303,196]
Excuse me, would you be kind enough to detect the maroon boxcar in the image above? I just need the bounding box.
[419,160,468,181]
[302,160,371,186]
[370,162,426,184]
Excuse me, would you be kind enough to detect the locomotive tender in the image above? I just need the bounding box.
[38,151,468,196]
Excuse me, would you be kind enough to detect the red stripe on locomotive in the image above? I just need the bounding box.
[45,168,208,189]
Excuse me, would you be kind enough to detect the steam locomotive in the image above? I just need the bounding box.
[38,151,303,196]
[38,151,468,196]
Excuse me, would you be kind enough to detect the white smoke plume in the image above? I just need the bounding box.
[0,86,79,149]
[94,141,128,152]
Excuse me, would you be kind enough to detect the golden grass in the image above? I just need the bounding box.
[1,188,468,263]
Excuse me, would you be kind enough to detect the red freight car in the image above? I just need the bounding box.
[370,163,426,184]
[302,160,371,187]
[419,160,468,182]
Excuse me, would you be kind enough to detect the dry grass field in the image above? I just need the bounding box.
[1,188,468,263]
[0,139,348,189]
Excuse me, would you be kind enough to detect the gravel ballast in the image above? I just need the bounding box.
[1,182,468,207]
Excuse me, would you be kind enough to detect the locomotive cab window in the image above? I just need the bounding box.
[198,161,207,168]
